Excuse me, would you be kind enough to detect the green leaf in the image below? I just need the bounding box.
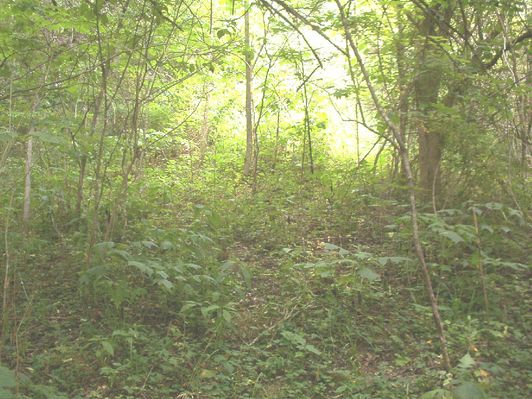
[281,330,306,346]
[31,131,65,145]
[217,28,229,38]
[452,382,486,399]
[304,344,321,355]
[128,260,154,276]
[222,309,233,323]
[324,242,349,255]
[201,304,220,317]
[199,369,217,379]
[0,389,14,399]
[458,353,475,370]
[439,230,464,244]
[239,265,253,290]
[358,266,380,281]
[479,224,493,233]
[420,388,452,399]
[0,365,16,389]
[101,341,114,356]
[160,240,174,250]
[108,249,129,261]
[376,256,411,266]
[142,240,158,249]
[484,202,503,210]
[158,278,174,291]
[354,252,372,260]
[180,301,199,312]
[0,129,17,142]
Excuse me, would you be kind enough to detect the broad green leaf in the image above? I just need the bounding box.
[354,252,372,260]
[479,224,493,233]
[128,260,154,276]
[158,278,174,291]
[358,266,380,281]
[484,202,503,210]
[439,230,464,244]
[222,309,233,323]
[452,382,486,399]
[217,28,229,38]
[160,240,174,250]
[0,365,16,388]
[323,243,350,255]
[420,388,452,399]
[108,249,129,261]
[0,388,14,399]
[101,341,114,356]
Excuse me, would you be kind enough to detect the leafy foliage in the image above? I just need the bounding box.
[0,0,530,398]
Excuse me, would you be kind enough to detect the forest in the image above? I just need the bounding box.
[0,0,530,398]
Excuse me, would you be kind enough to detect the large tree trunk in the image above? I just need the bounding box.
[414,6,450,200]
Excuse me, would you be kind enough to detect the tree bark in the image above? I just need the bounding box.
[414,8,445,199]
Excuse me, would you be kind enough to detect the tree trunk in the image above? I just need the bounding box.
[418,126,442,197]
[301,61,314,174]
[76,155,86,219]
[22,135,33,231]
[333,0,452,370]
[199,82,210,165]
[414,7,448,199]
[243,4,254,176]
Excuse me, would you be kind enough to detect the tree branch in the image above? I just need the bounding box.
[481,29,532,70]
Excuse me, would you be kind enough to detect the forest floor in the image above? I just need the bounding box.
[2,176,531,399]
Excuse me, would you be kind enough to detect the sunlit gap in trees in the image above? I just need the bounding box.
[224,1,376,161]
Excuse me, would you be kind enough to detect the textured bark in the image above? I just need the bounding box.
[414,9,444,198]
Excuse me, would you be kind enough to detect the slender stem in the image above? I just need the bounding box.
[472,209,489,315]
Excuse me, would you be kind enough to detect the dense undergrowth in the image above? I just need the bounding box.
[1,163,530,399]
[1,0,531,396]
